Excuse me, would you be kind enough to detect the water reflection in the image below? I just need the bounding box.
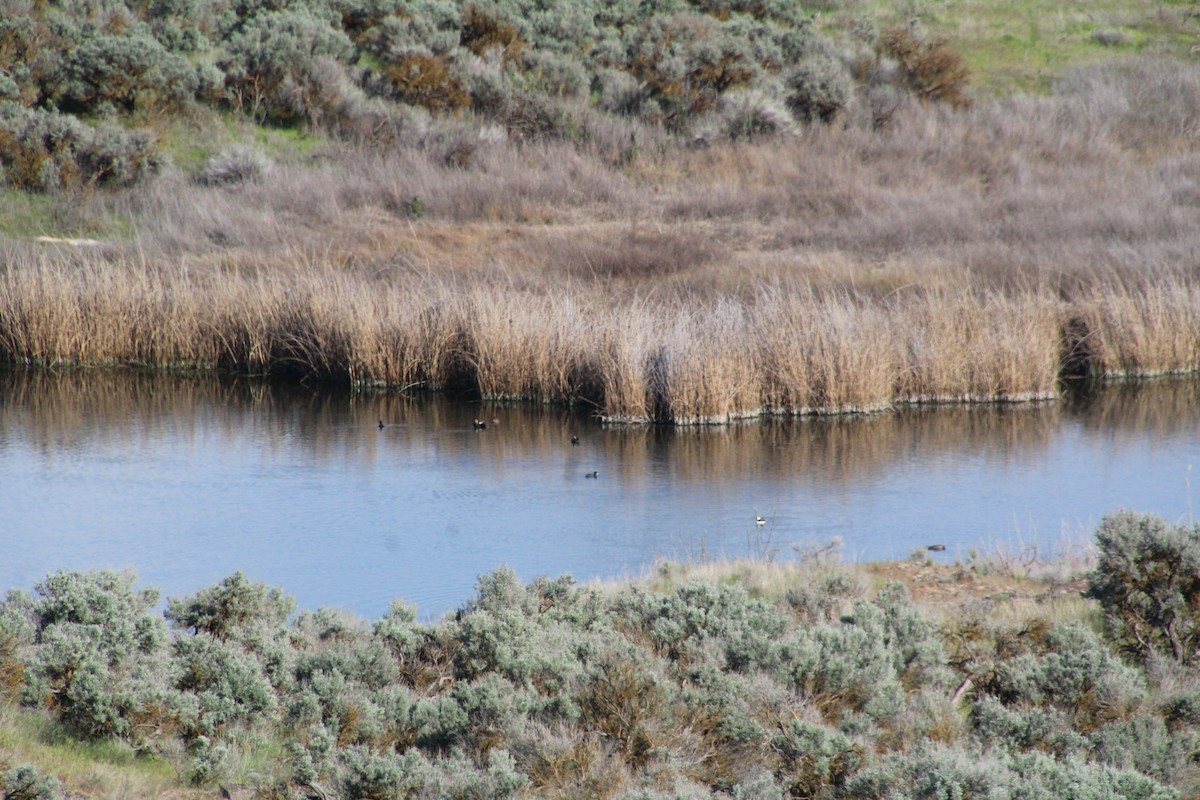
[2,369,1197,619]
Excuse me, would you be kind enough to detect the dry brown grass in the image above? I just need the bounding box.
[1,245,1195,422]
[3,57,1199,422]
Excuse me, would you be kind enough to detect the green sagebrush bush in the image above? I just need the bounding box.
[10,570,170,740]
[0,102,162,190]
[775,611,903,723]
[771,719,863,799]
[1,764,64,800]
[783,56,851,124]
[614,580,787,671]
[186,734,229,786]
[218,6,355,123]
[452,569,603,702]
[623,19,759,127]
[1088,511,1200,664]
[165,570,294,645]
[0,16,50,107]
[786,570,860,622]
[171,635,277,733]
[59,28,199,113]
[775,584,950,724]
[845,744,1178,800]
[0,0,842,174]
[1091,714,1200,790]
[338,745,430,800]
[577,642,670,770]
[335,744,527,800]
[25,570,163,655]
[0,597,32,701]
[676,664,773,789]
[428,748,529,799]
[967,621,1148,767]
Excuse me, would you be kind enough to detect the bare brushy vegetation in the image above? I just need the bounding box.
[3,512,1199,799]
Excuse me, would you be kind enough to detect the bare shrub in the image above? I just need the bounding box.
[877,26,972,108]
[384,51,470,114]
[1091,28,1131,47]
[1055,58,1200,152]
[515,724,630,799]
[459,6,524,64]
[196,145,272,186]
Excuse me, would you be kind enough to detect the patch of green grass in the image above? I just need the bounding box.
[0,190,62,239]
[245,119,325,162]
[0,190,132,242]
[154,110,327,178]
[156,117,232,174]
[0,704,192,798]
[825,0,1200,94]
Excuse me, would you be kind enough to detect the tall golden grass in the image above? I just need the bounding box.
[3,58,1199,423]
[2,253,1196,423]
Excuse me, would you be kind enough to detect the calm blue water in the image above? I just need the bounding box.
[2,371,1197,620]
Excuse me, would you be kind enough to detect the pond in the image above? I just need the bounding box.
[1,369,1197,620]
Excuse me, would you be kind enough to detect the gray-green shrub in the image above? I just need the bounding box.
[783,56,851,123]
[1088,511,1200,664]
[218,7,355,124]
[59,29,198,113]
[0,102,162,190]
[165,570,294,645]
[338,745,430,799]
[13,570,169,739]
[171,635,277,733]
[771,719,863,798]
[1,764,63,800]
[846,744,1178,800]
[197,145,272,186]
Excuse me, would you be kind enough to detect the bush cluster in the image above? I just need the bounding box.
[1088,511,1200,665]
[4,513,1199,799]
[0,102,161,190]
[0,0,980,192]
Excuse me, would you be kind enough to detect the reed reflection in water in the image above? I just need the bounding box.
[1,369,1197,619]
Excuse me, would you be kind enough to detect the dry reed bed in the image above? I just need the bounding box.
[2,256,1197,423]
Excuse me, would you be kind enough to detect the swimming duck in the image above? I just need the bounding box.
[585,471,599,479]
[570,435,580,446]
[473,419,487,430]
